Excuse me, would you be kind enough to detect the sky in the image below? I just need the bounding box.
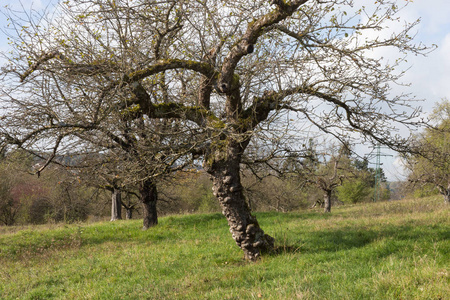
[1,0,450,181]
[360,0,450,181]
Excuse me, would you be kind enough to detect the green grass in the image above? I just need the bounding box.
[0,197,449,299]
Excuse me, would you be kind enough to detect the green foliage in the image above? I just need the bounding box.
[197,192,218,213]
[1,197,448,299]
[159,172,220,214]
[337,178,372,204]
[406,99,450,201]
[413,184,440,198]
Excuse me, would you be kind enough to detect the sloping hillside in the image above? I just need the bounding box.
[1,197,448,299]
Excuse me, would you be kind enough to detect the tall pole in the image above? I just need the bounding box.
[373,143,381,202]
[368,143,392,202]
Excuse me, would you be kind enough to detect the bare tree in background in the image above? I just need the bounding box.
[0,1,199,229]
[72,116,197,229]
[1,0,431,260]
[307,146,352,213]
[280,142,353,213]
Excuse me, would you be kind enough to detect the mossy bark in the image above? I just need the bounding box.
[140,179,158,229]
[205,140,274,261]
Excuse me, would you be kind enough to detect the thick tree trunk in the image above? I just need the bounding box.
[205,141,274,261]
[324,190,332,213]
[140,179,158,230]
[443,189,450,204]
[110,188,122,221]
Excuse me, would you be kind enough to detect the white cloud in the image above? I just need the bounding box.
[390,156,408,180]
[403,0,450,37]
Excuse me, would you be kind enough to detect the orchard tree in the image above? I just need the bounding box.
[75,154,125,222]
[0,0,198,229]
[1,0,430,260]
[288,143,353,213]
[69,116,196,229]
[313,156,344,213]
[404,100,450,204]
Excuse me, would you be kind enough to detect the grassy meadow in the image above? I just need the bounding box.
[0,196,449,299]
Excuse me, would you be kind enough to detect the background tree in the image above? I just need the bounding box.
[0,0,198,228]
[337,177,372,204]
[50,116,195,228]
[404,99,450,203]
[241,137,319,212]
[300,144,352,212]
[1,0,431,260]
[158,170,220,214]
[243,173,310,212]
[337,157,386,204]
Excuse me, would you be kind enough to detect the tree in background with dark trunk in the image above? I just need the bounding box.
[140,178,158,229]
[0,0,197,229]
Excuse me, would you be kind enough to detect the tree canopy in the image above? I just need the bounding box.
[404,99,450,203]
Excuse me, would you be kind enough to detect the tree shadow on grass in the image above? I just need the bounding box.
[268,222,449,258]
[256,211,331,222]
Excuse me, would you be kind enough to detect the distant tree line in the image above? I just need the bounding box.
[0,140,393,226]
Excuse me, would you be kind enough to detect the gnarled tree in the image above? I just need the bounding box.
[0,1,198,229]
[1,0,430,260]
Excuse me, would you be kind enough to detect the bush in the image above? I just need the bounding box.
[243,174,310,212]
[158,171,220,214]
[337,179,372,204]
[413,184,439,198]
